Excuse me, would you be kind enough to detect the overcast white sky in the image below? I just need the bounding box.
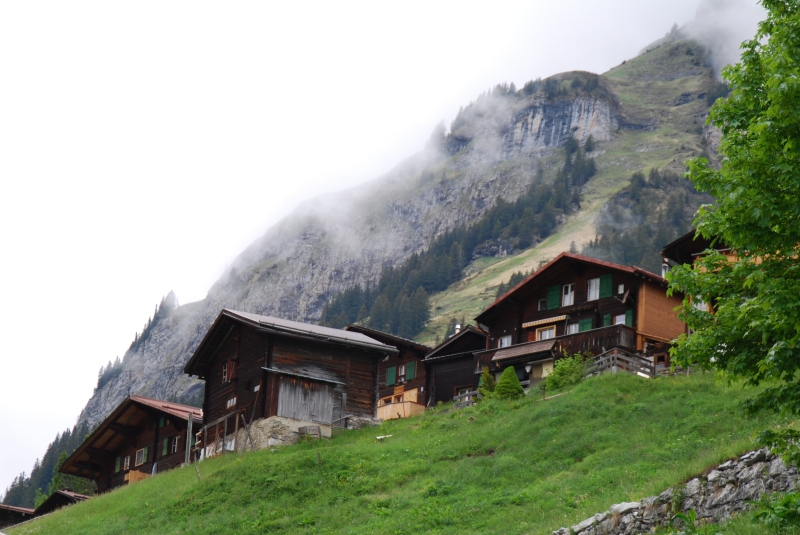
[0,0,761,496]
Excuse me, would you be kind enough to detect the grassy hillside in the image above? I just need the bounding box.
[418,39,717,345]
[11,374,790,535]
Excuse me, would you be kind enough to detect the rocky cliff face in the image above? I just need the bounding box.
[76,84,622,429]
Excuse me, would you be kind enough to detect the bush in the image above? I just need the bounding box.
[494,367,525,400]
[545,355,586,391]
[478,366,496,399]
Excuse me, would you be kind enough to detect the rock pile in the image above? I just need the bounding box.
[553,448,797,535]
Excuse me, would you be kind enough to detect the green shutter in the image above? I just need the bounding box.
[603,314,611,327]
[547,286,560,309]
[143,446,148,464]
[115,456,121,473]
[599,274,613,298]
[579,318,593,332]
[162,438,168,457]
[387,366,396,386]
[625,310,633,327]
[159,417,164,428]
[406,361,415,380]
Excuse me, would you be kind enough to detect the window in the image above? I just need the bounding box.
[614,314,626,325]
[135,447,148,467]
[398,364,406,382]
[499,335,512,348]
[618,284,625,295]
[588,278,600,300]
[226,397,237,409]
[115,456,121,473]
[562,283,575,306]
[538,299,547,311]
[171,436,179,454]
[536,326,555,341]
[222,362,228,383]
[387,366,396,385]
[567,323,579,334]
[693,296,707,311]
[123,455,130,470]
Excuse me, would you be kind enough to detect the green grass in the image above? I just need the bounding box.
[11,374,793,535]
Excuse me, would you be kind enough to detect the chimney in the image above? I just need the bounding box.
[455,324,461,334]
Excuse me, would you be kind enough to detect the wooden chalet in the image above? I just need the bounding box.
[661,229,730,268]
[474,253,684,381]
[59,396,202,492]
[33,489,90,517]
[0,504,34,529]
[183,310,398,454]
[344,324,431,420]
[423,325,487,404]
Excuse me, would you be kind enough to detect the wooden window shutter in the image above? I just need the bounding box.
[547,286,560,310]
[603,314,611,327]
[579,318,593,332]
[115,456,121,473]
[599,274,613,299]
[159,417,164,428]
[387,366,396,386]
[406,361,415,380]
[625,309,633,327]
[229,360,237,381]
[143,447,149,463]
[162,438,168,457]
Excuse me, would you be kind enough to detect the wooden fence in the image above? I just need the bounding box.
[585,348,655,378]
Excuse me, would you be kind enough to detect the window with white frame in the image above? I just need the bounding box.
[588,278,600,301]
[222,362,228,383]
[135,447,148,466]
[614,314,626,325]
[499,335,512,348]
[123,455,130,471]
[398,364,406,382]
[537,326,555,341]
[567,323,579,334]
[562,283,575,306]
[226,397,237,409]
[618,284,625,295]
[171,436,179,454]
[538,299,547,311]
[693,297,707,311]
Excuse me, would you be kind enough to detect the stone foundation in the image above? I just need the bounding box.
[553,448,798,535]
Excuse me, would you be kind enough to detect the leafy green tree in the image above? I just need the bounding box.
[545,355,586,391]
[667,0,800,462]
[478,366,497,399]
[494,367,524,400]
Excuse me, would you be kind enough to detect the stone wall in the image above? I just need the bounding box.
[553,448,797,535]
[230,416,332,452]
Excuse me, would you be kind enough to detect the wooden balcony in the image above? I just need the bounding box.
[553,324,636,356]
[377,401,425,420]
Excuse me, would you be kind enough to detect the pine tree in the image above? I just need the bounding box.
[494,367,525,400]
[478,366,496,399]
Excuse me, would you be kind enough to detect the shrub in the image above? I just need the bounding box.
[478,366,496,399]
[494,367,524,400]
[545,355,586,391]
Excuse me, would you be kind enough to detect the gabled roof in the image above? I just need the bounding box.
[424,325,486,361]
[660,229,728,265]
[475,252,665,324]
[33,489,90,517]
[60,396,202,480]
[344,324,431,353]
[184,309,398,377]
[0,503,35,529]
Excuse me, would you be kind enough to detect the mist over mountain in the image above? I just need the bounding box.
[3,2,764,507]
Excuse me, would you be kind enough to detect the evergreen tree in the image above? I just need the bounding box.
[494,367,525,400]
[478,366,497,399]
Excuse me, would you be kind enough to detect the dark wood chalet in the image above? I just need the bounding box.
[0,504,34,530]
[661,229,730,268]
[474,253,684,381]
[344,324,431,420]
[59,396,202,492]
[33,489,90,517]
[423,325,487,404]
[183,310,398,454]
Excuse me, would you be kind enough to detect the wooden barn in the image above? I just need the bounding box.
[33,489,90,517]
[474,253,684,381]
[59,396,202,492]
[423,325,487,404]
[0,504,34,530]
[345,324,431,419]
[183,310,398,455]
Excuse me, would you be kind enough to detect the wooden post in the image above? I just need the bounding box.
[234,410,239,452]
[185,412,194,465]
[222,417,228,455]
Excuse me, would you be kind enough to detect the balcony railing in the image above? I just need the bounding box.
[553,324,636,356]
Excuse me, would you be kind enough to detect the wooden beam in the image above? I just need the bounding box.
[72,461,105,474]
[109,424,138,442]
[86,448,115,461]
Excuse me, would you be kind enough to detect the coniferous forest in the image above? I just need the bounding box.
[321,139,595,338]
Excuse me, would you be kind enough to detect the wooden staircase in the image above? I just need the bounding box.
[585,347,655,379]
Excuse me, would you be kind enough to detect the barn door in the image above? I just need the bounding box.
[276,377,334,424]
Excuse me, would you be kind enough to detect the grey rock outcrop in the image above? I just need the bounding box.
[552,448,797,535]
